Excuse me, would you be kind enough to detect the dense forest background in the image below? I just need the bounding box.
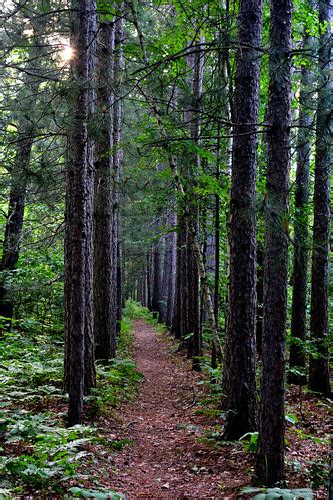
[0,0,331,497]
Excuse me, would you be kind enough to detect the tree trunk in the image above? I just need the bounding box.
[308,0,331,396]
[289,11,314,385]
[151,237,162,320]
[256,0,292,484]
[65,0,96,426]
[161,209,176,324]
[147,250,152,311]
[184,38,203,370]
[93,19,116,362]
[222,0,262,440]
[116,240,123,334]
[171,214,185,339]
[166,210,177,328]
[84,6,97,394]
[113,3,124,337]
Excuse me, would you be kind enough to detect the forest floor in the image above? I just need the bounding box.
[110,318,249,498]
[100,319,330,499]
[0,315,330,498]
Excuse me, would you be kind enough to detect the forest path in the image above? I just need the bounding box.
[111,319,249,498]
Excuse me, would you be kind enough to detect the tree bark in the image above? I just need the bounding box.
[65,0,96,426]
[308,0,331,396]
[151,236,162,320]
[113,5,124,336]
[93,19,116,362]
[147,250,152,311]
[256,0,292,484]
[161,209,176,324]
[171,213,185,339]
[166,210,177,328]
[222,0,262,440]
[184,38,204,370]
[116,239,123,334]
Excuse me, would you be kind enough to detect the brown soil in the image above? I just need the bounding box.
[111,320,253,498]
[101,319,329,499]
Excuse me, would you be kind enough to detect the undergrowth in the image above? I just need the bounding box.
[0,306,141,498]
[125,299,166,333]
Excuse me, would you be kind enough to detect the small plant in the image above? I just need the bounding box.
[68,486,125,499]
[240,486,313,499]
[239,432,259,453]
[87,357,143,416]
[0,421,96,490]
[307,460,329,489]
[123,299,151,320]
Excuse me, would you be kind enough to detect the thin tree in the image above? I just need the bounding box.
[308,0,331,396]
[151,234,162,321]
[113,3,125,336]
[256,0,292,484]
[184,38,204,370]
[222,0,262,439]
[289,3,314,385]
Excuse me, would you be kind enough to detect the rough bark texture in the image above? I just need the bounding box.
[171,214,185,339]
[65,0,96,426]
[151,238,162,321]
[222,0,262,439]
[166,210,177,328]
[289,13,314,385]
[161,209,176,325]
[147,251,152,311]
[93,20,116,362]
[113,4,124,337]
[256,0,292,485]
[308,0,331,396]
[84,7,97,394]
[184,40,203,370]
[116,239,123,335]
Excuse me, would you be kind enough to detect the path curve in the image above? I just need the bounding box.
[111,320,250,498]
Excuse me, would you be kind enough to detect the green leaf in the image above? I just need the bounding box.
[285,414,298,425]
[240,486,262,494]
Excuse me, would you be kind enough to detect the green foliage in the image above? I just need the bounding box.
[86,357,143,417]
[0,329,64,410]
[124,300,166,333]
[96,0,113,22]
[198,427,226,447]
[307,461,329,489]
[0,414,95,491]
[124,299,152,320]
[193,356,223,417]
[241,487,313,499]
[285,414,298,425]
[68,486,125,499]
[0,303,141,496]
[239,432,259,453]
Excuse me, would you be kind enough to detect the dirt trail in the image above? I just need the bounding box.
[111,320,250,498]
